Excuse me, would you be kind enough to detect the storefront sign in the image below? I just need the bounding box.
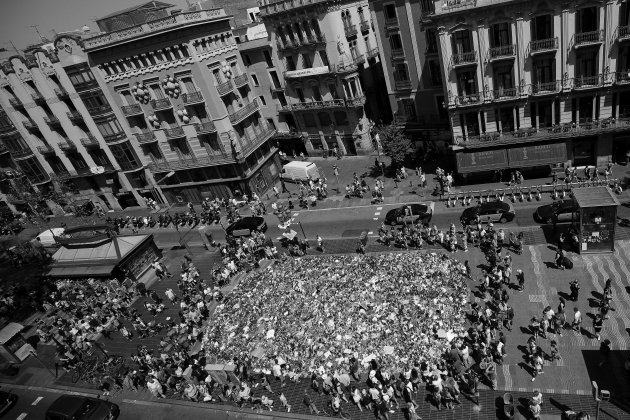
[284,66,330,79]
[456,149,508,173]
[508,143,567,168]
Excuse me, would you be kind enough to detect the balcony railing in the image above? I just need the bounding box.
[216,80,233,96]
[529,37,558,55]
[346,95,367,107]
[360,20,370,32]
[150,98,172,110]
[367,47,379,59]
[67,110,83,122]
[80,135,100,148]
[344,24,358,37]
[54,87,69,98]
[37,144,54,154]
[193,121,216,134]
[291,99,346,110]
[43,115,61,126]
[384,18,398,28]
[451,51,477,67]
[529,81,560,95]
[391,48,405,59]
[455,117,630,149]
[452,93,483,106]
[228,99,260,125]
[102,132,127,143]
[238,127,276,160]
[572,75,602,89]
[23,120,39,132]
[614,71,630,84]
[11,148,34,158]
[87,105,113,116]
[488,44,515,61]
[148,154,235,172]
[9,98,23,108]
[394,80,412,90]
[490,87,519,101]
[617,25,630,42]
[233,73,249,88]
[182,91,204,104]
[443,0,477,10]
[573,30,604,47]
[277,33,326,51]
[58,140,77,151]
[72,79,99,91]
[134,131,157,143]
[121,103,143,115]
[164,127,185,139]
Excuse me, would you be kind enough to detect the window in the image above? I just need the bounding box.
[531,15,553,40]
[181,76,197,93]
[295,88,305,103]
[426,29,438,54]
[212,68,222,84]
[428,60,442,86]
[358,7,365,23]
[491,23,511,47]
[328,83,339,99]
[457,70,478,95]
[384,4,397,19]
[349,40,359,60]
[303,114,317,127]
[259,95,267,106]
[66,64,96,87]
[577,7,598,33]
[269,71,281,89]
[110,142,140,171]
[494,64,514,89]
[577,51,598,77]
[333,111,349,126]
[533,58,555,83]
[364,35,372,52]
[393,63,409,81]
[302,54,312,68]
[81,92,110,111]
[263,50,273,67]
[89,150,112,167]
[119,89,135,105]
[251,74,260,86]
[96,119,124,137]
[286,56,296,71]
[320,51,329,67]
[389,33,403,50]
[68,153,88,170]
[312,86,322,101]
[149,83,165,99]
[452,30,473,54]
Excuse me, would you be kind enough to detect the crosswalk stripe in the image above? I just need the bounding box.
[603,256,630,348]
[529,246,549,308]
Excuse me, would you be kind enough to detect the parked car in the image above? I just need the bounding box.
[226,216,267,237]
[460,201,516,225]
[535,199,578,224]
[0,390,17,417]
[45,395,119,420]
[385,202,434,225]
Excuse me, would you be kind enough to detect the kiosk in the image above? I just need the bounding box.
[572,187,620,254]
[0,322,34,362]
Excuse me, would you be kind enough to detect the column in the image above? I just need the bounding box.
[462,113,469,138]
[593,95,597,119]
[551,98,556,124]
[513,106,518,129]
[497,108,503,132]
[534,102,539,128]
[438,26,454,97]
[477,111,483,134]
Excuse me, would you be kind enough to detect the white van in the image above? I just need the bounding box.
[280,161,321,182]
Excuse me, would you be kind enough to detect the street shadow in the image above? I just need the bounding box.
[558,290,572,301]
[517,397,531,418]
[580,327,593,339]
[587,298,600,308]
[582,349,630,415]
[591,291,604,300]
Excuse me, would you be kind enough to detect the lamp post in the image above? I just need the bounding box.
[333,164,340,193]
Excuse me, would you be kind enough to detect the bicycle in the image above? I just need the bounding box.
[71,353,100,383]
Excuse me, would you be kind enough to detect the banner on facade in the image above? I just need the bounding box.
[456,149,508,173]
[508,143,567,168]
[284,66,330,79]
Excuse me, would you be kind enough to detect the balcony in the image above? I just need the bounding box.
[11,148,34,159]
[58,140,77,151]
[394,80,412,90]
[102,132,127,143]
[451,93,483,107]
[164,126,185,139]
[360,20,370,33]
[80,135,100,148]
[617,25,630,42]
[193,121,216,134]
[344,23,358,38]
[291,99,346,110]
[182,91,204,104]
[451,51,477,67]
[54,87,69,98]
[150,98,172,110]
[277,33,326,51]
[22,120,40,133]
[216,80,233,96]
[228,99,260,125]
[529,81,561,95]
[148,154,233,172]
[391,48,405,59]
[37,144,54,155]
[72,79,99,91]
[9,98,23,108]
[31,93,45,104]
[384,18,399,29]
[276,103,292,113]
[233,73,249,88]
[572,74,602,89]
[67,110,83,122]
[442,0,477,10]
[134,130,157,144]
[43,115,61,126]
[335,61,359,74]
[455,117,630,149]
[489,87,520,101]
[346,95,367,107]
[121,103,143,116]
[573,30,604,48]
[87,105,113,116]
[487,44,516,61]
[614,71,630,84]
[238,127,276,160]
[367,47,379,59]
[528,37,558,55]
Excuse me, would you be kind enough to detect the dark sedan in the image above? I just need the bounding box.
[385,202,434,225]
[535,199,578,224]
[226,216,267,237]
[460,201,516,225]
[0,391,17,417]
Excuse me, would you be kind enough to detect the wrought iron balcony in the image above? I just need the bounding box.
[0,143,8,154]
[442,0,477,10]
[353,54,365,66]
[182,91,204,104]
[80,135,100,148]
[573,30,603,48]
[37,144,54,155]
[87,105,113,116]
[233,73,249,88]
[344,23,358,38]
[11,148,34,159]
[9,98,23,108]
[193,121,216,134]
[487,44,515,61]
[58,140,77,151]
[43,115,61,126]
[384,18,398,28]
[147,154,234,172]
[238,127,276,160]
[451,93,483,107]
[391,48,405,59]
[617,25,630,42]
[291,99,346,110]
[489,87,519,101]
[335,61,359,74]
[528,37,558,55]
[228,99,260,125]
[134,130,157,144]
[451,51,477,67]
[394,80,412,90]
[72,79,99,91]
[164,126,185,139]
[216,80,233,96]
[367,47,379,59]
[102,132,127,143]
[67,110,83,122]
[23,120,39,132]
[529,81,561,95]
[277,33,326,51]
[360,20,370,33]
[276,103,292,113]
[0,124,17,135]
[572,74,602,89]
[346,95,367,107]
[121,103,143,116]
[31,93,45,104]
[150,98,172,110]
[614,71,630,84]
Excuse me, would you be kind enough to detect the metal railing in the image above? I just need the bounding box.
[11,148,34,158]
[490,87,519,100]
[72,79,99,91]
[80,135,99,148]
[87,105,113,116]
[574,30,603,47]
[572,75,602,89]
[216,80,233,96]
[134,131,156,143]
[233,73,249,88]
[367,47,379,59]
[102,132,127,143]
[452,51,477,66]
[58,140,77,151]
[54,87,69,98]
[147,154,234,172]
[614,71,630,84]
[228,99,260,124]
[31,93,45,103]
[150,98,172,110]
[529,37,558,54]
[488,44,515,60]
[452,93,483,106]
[194,121,216,134]
[443,0,476,9]
[121,104,143,115]
[22,120,39,131]
[360,20,370,32]
[164,127,185,139]
[182,91,204,104]
[617,25,630,41]
[384,17,398,28]
[43,115,60,126]
[291,99,346,110]
[530,81,561,95]
[238,127,275,159]
[37,145,54,154]
[346,95,367,107]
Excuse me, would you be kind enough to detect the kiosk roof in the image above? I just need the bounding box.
[572,187,620,208]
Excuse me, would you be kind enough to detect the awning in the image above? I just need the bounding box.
[47,264,116,278]
[508,143,567,168]
[0,322,24,345]
[456,149,508,173]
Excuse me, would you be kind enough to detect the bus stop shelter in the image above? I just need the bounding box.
[572,187,620,254]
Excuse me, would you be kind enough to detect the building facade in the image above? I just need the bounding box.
[259,0,389,156]
[419,0,630,177]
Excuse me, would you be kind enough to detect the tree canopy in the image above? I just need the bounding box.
[375,123,412,168]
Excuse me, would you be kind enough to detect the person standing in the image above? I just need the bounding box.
[572,307,582,331]
[147,376,166,398]
[592,313,604,341]
[273,186,280,199]
[316,235,324,253]
[151,260,172,281]
[165,288,177,305]
[599,339,612,366]
[570,279,580,301]
[516,269,525,292]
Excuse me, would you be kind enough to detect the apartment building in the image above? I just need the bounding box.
[0,42,145,213]
[258,0,389,156]
[420,0,630,177]
[369,0,452,151]
[74,1,280,203]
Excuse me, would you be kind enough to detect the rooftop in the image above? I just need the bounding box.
[258,0,329,16]
[573,187,621,208]
[428,0,515,17]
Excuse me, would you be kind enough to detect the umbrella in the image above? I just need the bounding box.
[282,230,298,240]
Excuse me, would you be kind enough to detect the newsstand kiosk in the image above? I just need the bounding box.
[572,187,620,254]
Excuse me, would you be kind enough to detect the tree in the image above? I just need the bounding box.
[375,123,412,169]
